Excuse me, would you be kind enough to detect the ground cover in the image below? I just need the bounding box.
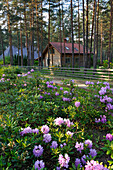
[0,66,113,170]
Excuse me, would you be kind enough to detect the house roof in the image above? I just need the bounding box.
[42,42,90,56]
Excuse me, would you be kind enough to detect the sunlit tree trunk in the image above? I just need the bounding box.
[89,0,96,68]
[108,0,113,67]
[20,10,23,66]
[78,0,80,67]
[100,19,103,65]
[31,0,34,66]
[41,0,43,67]
[96,0,99,66]
[59,1,62,66]
[48,0,50,68]
[0,27,5,65]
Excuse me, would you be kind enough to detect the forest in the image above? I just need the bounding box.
[0,0,113,68]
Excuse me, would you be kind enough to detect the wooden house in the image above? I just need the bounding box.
[39,41,90,67]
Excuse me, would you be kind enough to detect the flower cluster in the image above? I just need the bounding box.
[33,145,43,157]
[43,133,52,143]
[85,160,108,170]
[34,160,45,170]
[58,154,70,168]
[95,115,107,123]
[106,133,113,141]
[85,81,94,85]
[62,97,71,101]
[54,117,73,127]
[50,141,58,149]
[41,125,49,134]
[20,127,39,136]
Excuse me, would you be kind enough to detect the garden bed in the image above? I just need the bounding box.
[0,67,113,170]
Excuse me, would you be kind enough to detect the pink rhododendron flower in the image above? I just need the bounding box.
[54,117,64,126]
[41,125,49,134]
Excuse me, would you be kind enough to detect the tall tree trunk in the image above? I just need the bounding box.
[96,0,99,66]
[59,2,62,67]
[89,0,96,68]
[78,0,80,67]
[24,2,30,66]
[35,1,40,67]
[0,26,5,65]
[41,0,43,67]
[108,0,113,67]
[20,11,23,66]
[17,30,20,65]
[100,19,103,65]
[85,0,89,68]
[93,0,97,69]
[83,0,85,67]
[31,0,34,66]
[48,0,50,68]
[62,4,65,67]
[7,0,13,65]
[71,0,74,68]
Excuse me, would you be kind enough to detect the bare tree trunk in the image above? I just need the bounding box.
[89,0,96,68]
[71,0,74,68]
[100,19,103,65]
[83,0,85,67]
[7,0,13,65]
[93,0,97,69]
[24,2,30,66]
[62,4,65,67]
[78,0,80,67]
[85,0,89,68]
[17,30,20,65]
[0,26,5,65]
[108,0,113,67]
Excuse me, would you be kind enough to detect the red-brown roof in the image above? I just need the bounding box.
[43,42,90,55]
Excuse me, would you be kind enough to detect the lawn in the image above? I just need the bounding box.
[0,66,113,170]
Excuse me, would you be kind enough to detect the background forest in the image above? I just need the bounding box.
[0,0,113,68]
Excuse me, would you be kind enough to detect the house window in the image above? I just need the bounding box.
[65,47,69,50]
[74,48,78,51]
[75,57,79,64]
[66,57,71,63]
[50,48,54,54]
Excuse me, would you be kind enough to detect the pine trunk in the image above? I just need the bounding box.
[89,0,96,68]
[108,0,113,67]
[48,0,50,68]
[7,0,13,65]
[24,2,30,66]
[85,0,89,68]
[100,20,103,65]
[78,0,80,67]
[71,0,74,68]
[96,0,99,66]
[83,0,85,67]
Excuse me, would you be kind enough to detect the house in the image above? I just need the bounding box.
[41,41,90,67]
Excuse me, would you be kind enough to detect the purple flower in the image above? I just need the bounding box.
[27,71,31,74]
[60,144,63,148]
[32,128,39,134]
[50,141,58,149]
[85,160,109,170]
[53,86,57,89]
[100,115,107,123]
[56,167,60,170]
[55,92,59,96]
[2,74,5,77]
[54,117,64,126]
[60,87,63,90]
[48,93,50,95]
[33,145,43,157]
[64,118,71,127]
[44,92,47,94]
[58,154,70,168]
[106,103,113,110]
[89,149,97,157]
[39,95,43,99]
[47,84,53,88]
[84,139,92,148]
[72,97,76,100]
[106,133,113,141]
[46,81,49,85]
[75,142,84,153]
[20,126,32,136]
[50,81,53,84]
[43,133,52,143]
[66,131,74,137]
[63,91,69,94]
[41,125,49,134]
[81,155,88,165]
[34,160,45,170]
[75,101,80,107]
[63,143,66,146]
[17,74,21,77]
[71,79,74,83]
[95,118,101,123]
[31,69,34,72]
[62,97,70,101]
[75,158,82,168]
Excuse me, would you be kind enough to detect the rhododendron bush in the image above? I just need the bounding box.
[0,67,113,169]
